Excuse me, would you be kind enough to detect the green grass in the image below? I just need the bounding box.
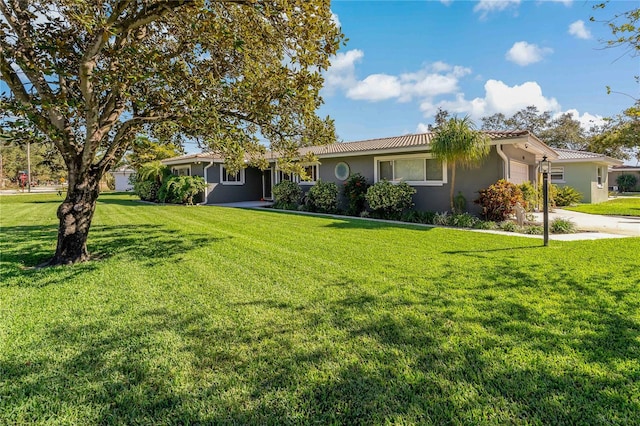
[563,197,640,217]
[1,193,639,425]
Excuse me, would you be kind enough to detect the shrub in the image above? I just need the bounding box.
[550,218,576,234]
[523,225,544,235]
[160,175,207,205]
[272,180,302,209]
[518,182,537,212]
[306,180,339,213]
[555,186,582,207]
[616,174,638,192]
[473,220,497,230]
[343,173,369,216]
[453,191,467,214]
[365,180,416,220]
[450,212,478,228]
[401,210,436,224]
[499,221,519,232]
[432,212,450,226]
[475,179,526,222]
[131,174,161,202]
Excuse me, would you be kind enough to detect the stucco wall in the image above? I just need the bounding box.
[314,148,505,213]
[553,162,609,203]
[205,164,263,203]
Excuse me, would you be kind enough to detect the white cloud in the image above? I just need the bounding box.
[505,41,553,66]
[546,0,572,5]
[419,79,561,121]
[416,123,431,133]
[342,62,470,102]
[474,0,521,19]
[560,109,605,129]
[568,20,591,39]
[330,11,341,28]
[347,74,403,101]
[324,49,364,93]
[440,0,454,5]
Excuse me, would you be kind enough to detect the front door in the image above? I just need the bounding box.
[262,167,273,200]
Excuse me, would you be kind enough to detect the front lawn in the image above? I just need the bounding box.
[1,193,639,424]
[563,197,640,217]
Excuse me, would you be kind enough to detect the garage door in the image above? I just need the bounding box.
[510,161,529,185]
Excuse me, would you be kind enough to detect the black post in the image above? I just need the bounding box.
[543,166,549,246]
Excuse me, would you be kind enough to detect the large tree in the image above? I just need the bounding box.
[0,0,341,265]
[430,116,490,212]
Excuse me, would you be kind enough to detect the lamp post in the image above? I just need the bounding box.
[540,155,551,246]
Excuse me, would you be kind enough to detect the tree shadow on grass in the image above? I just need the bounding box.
[2,263,638,423]
[0,224,227,286]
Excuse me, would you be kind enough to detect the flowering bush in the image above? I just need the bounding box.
[342,173,369,216]
[306,180,339,213]
[365,180,415,220]
[475,179,526,222]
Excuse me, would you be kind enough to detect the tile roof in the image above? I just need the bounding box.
[554,149,604,160]
[162,130,535,163]
[298,130,531,156]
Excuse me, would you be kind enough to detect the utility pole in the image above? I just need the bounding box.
[27,140,31,192]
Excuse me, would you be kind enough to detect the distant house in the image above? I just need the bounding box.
[551,149,623,203]
[110,166,135,191]
[608,165,640,192]
[161,131,619,210]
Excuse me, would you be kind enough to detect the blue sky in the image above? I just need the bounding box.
[321,0,639,142]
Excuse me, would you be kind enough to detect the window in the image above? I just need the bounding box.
[597,166,603,188]
[374,154,447,186]
[550,167,564,183]
[277,170,300,183]
[276,164,319,185]
[300,164,319,185]
[221,165,245,185]
[172,166,191,176]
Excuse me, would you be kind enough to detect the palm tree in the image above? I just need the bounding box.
[430,116,490,212]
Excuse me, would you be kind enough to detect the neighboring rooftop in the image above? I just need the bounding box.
[554,148,623,165]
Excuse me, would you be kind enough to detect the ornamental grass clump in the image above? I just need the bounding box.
[550,218,577,234]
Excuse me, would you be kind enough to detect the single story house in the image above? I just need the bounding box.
[608,165,640,192]
[550,149,623,203]
[161,130,617,211]
[110,166,135,191]
[162,130,622,212]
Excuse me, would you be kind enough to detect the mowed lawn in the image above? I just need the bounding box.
[1,193,639,425]
[563,197,640,217]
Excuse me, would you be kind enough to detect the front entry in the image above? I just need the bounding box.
[262,167,273,200]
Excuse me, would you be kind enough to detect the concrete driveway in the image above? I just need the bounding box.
[531,208,640,237]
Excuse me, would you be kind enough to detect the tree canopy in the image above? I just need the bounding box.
[0,0,342,265]
[430,116,490,212]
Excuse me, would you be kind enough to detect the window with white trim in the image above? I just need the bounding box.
[277,170,300,183]
[172,165,191,176]
[550,167,565,183]
[221,165,245,185]
[300,165,319,185]
[276,164,319,185]
[597,166,604,188]
[374,154,446,185]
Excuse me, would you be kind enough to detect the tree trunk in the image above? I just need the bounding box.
[449,162,456,212]
[45,171,101,266]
